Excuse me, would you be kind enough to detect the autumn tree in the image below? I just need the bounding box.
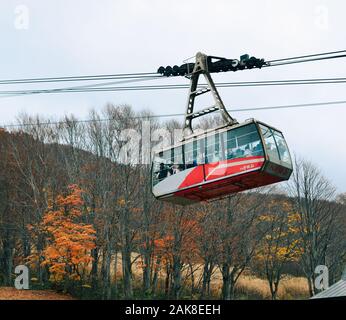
[150,205,200,299]
[152,233,174,297]
[29,184,96,290]
[255,198,302,299]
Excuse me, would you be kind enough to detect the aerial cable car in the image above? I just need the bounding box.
[152,52,293,205]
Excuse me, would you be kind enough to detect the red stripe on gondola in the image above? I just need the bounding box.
[205,156,264,181]
[174,170,282,202]
[178,156,265,190]
[178,165,204,189]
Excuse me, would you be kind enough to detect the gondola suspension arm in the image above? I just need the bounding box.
[157,52,267,138]
[183,52,238,136]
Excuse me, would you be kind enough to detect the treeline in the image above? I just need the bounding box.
[0,104,345,300]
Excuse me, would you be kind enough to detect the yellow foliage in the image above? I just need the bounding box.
[256,201,303,264]
[118,198,126,206]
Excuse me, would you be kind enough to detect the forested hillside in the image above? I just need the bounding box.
[0,105,345,300]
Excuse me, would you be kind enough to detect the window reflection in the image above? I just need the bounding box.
[223,123,263,161]
[259,124,291,166]
[274,131,291,164]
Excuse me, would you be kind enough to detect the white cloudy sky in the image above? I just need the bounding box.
[0,0,345,192]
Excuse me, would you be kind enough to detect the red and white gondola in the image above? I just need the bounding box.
[152,120,292,205]
[151,52,292,205]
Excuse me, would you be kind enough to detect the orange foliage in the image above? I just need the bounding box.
[29,184,96,282]
[150,206,201,272]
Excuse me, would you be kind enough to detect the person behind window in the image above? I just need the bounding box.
[244,145,252,157]
[235,148,243,158]
[157,162,170,181]
[254,143,264,156]
[172,164,180,174]
[186,161,195,169]
[227,148,234,160]
[212,150,220,162]
[266,142,273,152]
[277,140,287,159]
[266,142,278,160]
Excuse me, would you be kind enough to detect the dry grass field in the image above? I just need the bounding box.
[209,275,309,300]
[114,254,310,299]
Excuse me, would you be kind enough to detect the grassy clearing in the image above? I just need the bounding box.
[126,255,310,299]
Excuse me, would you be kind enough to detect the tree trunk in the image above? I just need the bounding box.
[122,247,133,298]
[229,276,237,300]
[189,262,195,299]
[151,256,161,297]
[142,195,152,296]
[221,264,231,300]
[91,247,99,289]
[2,236,14,286]
[201,261,213,299]
[164,264,171,297]
[172,253,182,299]
[121,208,133,299]
[102,246,112,299]
[142,244,151,295]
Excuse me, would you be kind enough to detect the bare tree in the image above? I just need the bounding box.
[215,193,266,300]
[288,158,337,296]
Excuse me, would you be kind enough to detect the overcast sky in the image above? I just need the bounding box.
[0,0,345,192]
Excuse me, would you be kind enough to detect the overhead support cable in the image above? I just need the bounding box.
[1,77,346,96]
[2,99,346,129]
[0,72,161,85]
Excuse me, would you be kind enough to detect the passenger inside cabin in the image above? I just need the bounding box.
[157,163,172,181]
[253,143,263,155]
[235,148,244,158]
[197,154,204,165]
[277,140,287,159]
[186,160,197,169]
[266,142,278,160]
[244,145,252,157]
[227,149,235,160]
[212,150,220,162]
[172,164,181,174]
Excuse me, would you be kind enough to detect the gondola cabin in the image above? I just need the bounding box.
[151,119,292,205]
